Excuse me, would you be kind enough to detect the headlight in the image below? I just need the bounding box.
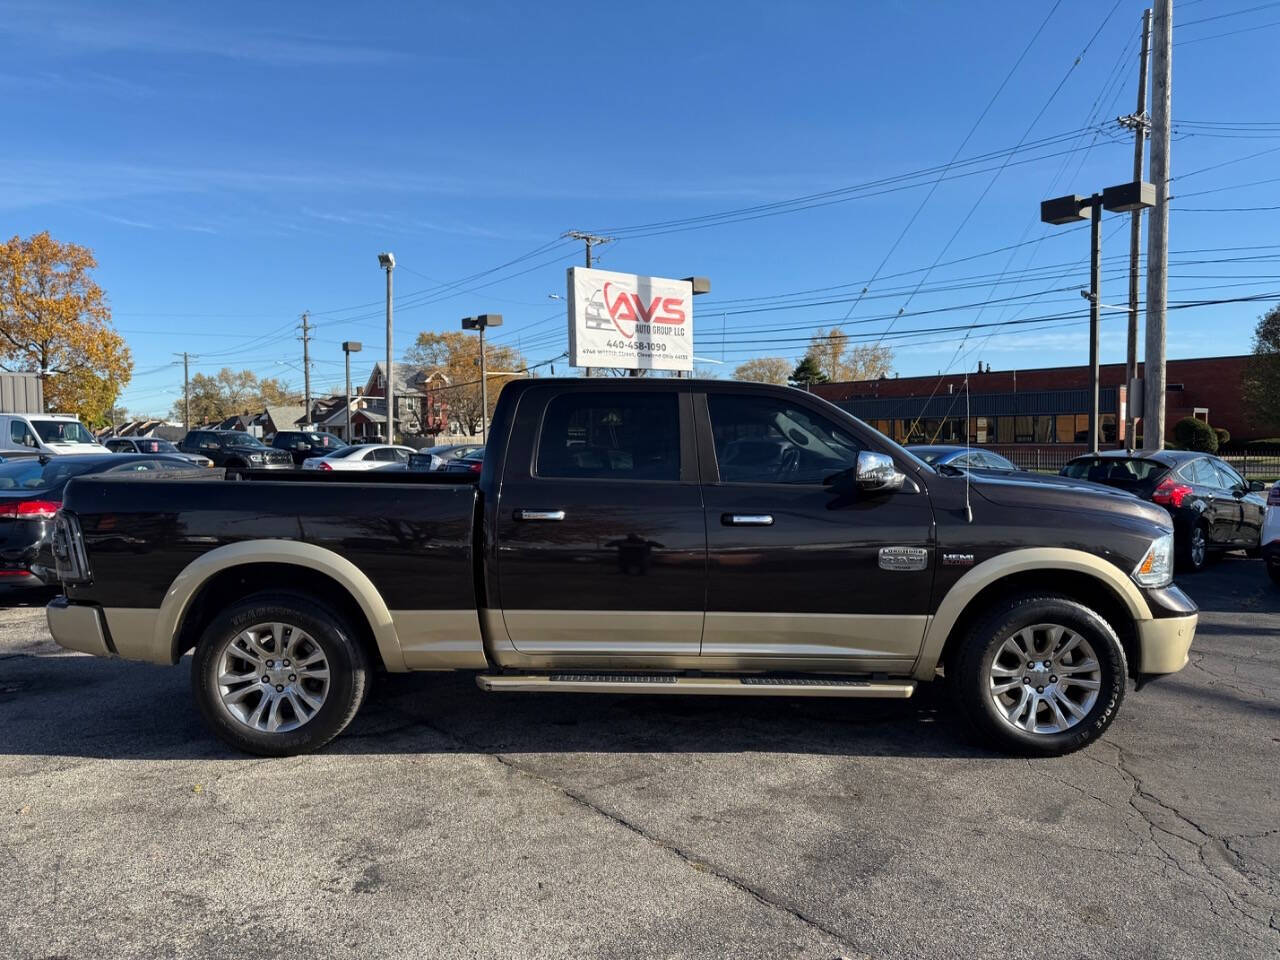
[248,453,264,463]
[1132,533,1174,588]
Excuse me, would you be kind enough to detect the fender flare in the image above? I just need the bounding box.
[156,539,407,671]
[913,547,1151,680]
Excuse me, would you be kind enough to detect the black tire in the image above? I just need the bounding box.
[1177,521,1209,573]
[1244,546,1262,559]
[191,591,370,756]
[949,593,1127,756]
[224,460,246,481]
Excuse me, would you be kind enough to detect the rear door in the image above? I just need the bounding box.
[494,384,705,659]
[697,388,935,671]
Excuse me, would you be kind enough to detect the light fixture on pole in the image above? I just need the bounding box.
[377,252,395,442]
[341,341,362,442]
[461,314,503,441]
[1040,181,1154,453]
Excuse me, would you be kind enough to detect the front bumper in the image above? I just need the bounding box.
[1136,611,1197,674]
[47,596,113,657]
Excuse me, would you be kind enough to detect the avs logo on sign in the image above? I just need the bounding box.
[567,267,693,372]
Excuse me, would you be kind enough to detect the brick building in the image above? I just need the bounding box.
[812,354,1273,447]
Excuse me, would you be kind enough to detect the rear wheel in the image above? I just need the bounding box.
[949,594,1126,756]
[1177,522,1209,572]
[191,592,370,756]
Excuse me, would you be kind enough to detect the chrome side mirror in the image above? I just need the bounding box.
[856,450,904,494]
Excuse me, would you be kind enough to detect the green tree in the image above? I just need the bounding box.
[789,355,828,387]
[1243,303,1280,430]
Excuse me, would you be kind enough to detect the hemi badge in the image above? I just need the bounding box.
[878,546,928,571]
[942,553,975,567]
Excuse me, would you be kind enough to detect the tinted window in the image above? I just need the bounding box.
[536,392,680,481]
[1182,458,1219,487]
[1211,459,1246,490]
[105,439,129,452]
[1064,457,1164,483]
[708,393,862,484]
[0,457,106,490]
[107,460,164,473]
[371,447,398,462]
[980,451,1017,470]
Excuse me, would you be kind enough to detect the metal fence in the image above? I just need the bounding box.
[1219,448,1280,482]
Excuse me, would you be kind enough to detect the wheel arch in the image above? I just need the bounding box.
[159,541,406,671]
[916,548,1149,681]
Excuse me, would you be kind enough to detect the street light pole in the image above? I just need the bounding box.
[377,253,395,443]
[342,341,362,443]
[461,314,503,442]
[1088,199,1103,454]
[1041,181,1154,453]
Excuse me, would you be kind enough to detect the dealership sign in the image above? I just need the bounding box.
[566,267,693,372]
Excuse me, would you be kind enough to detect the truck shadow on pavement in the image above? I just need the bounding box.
[0,652,991,762]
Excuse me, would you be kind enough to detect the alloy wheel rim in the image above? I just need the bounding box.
[1191,528,1206,566]
[988,623,1101,735]
[215,622,330,734]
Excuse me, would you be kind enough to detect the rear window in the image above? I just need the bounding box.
[0,458,104,491]
[1063,457,1166,483]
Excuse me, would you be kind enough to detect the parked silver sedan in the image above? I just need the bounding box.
[300,444,416,472]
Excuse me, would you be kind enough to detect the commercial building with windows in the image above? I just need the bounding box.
[812,354,1271,449]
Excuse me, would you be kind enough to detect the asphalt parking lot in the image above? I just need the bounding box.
[1,560,1277,960]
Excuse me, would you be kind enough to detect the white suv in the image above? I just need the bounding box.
[0,413,103,458]
[1264,480,1280,587]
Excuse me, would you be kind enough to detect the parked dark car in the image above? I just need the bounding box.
[47,379,1195,759]
[418,443,484,472]
[0,454,211,586]
[105,436,213,468]
[907,445,1020,473]
[442,448,484,475]
[1061,450,1267,572]
[177,430,293,478]
[270,430,344,465]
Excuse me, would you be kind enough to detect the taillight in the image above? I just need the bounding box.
[468,461,482,474]
[320,461,333,471]
[1151,475,1192,508]
[51,511,91,585]
[1269,483,1280,506]
[0,499,62,520]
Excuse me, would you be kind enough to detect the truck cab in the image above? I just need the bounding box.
[0,413,103,458]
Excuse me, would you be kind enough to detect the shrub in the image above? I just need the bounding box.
[1174,417,1218,453]
[1213,427,1231,447]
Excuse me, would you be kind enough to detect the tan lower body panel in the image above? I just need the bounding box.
[390,610,487,670]
[101,608,165,664]
[702,611,929,660]
[1137,612,1197,673]
[47,602,112,657]
[476,674,916,698]
[497,609,703,656]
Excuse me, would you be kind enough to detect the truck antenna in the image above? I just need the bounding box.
[964,374,973,524]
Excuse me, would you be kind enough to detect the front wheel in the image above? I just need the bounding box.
[949,594,1127,756]
[192,592,370,756]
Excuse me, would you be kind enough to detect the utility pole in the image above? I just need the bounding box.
[1119,8,1152,452]
[299,311,312,426]
[1143,0,1172,451]
[564,231,614,379]
[174,351,192,430]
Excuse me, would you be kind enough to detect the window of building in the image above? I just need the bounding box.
[537,392,680,481]
[997,416,1015,444]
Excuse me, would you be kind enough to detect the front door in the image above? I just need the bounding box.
[697,389,935,672]
[495,385,705,660]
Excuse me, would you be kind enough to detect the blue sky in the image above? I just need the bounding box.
[3,0,1279,416]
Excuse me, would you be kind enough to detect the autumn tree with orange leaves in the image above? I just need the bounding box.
[0,232,133,425]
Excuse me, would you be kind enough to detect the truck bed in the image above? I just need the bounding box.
[59,475,479,612]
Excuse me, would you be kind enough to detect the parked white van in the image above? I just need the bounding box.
[0,413,103,457]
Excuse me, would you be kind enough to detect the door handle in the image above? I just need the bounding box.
[514,509,565,522]
[723,513,774,526]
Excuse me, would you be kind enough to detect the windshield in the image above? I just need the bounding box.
[220,432,264,447]
[31,419,97,444]
[134,439,178,453]
[0,457,104,491]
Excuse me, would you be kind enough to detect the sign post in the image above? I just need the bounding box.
[566,267,694,374]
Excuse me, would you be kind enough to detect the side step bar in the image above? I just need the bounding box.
[476,673,916,698]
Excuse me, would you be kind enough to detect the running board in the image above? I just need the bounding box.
[475,673,916,698]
